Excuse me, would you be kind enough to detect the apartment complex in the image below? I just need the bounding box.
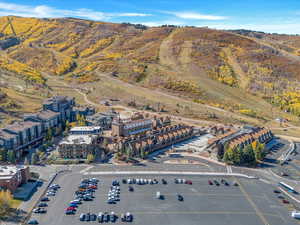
[114,123,194,157]
[212,126,273,154]
[0,165,30,192]
[0,96,75,157]
[112,118,153,137]
[58,126,102,159]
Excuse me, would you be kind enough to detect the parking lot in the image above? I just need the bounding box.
[30,173,300,225]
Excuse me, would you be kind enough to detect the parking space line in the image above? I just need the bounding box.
[128,210,282,217]
[236,179,270,225]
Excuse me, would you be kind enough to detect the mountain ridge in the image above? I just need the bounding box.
[0,16,300,131]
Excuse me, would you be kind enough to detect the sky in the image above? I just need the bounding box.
[0,0,300,34]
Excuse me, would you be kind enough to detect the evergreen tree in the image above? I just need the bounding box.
[65,120,70,131]
[7,151,16,164]
[31,153,38,165]
[217,143,226,161]
[0,148,5,161]
[253,142,265,161]
[223,147,234,164]
[46,128,53,142]
[243,144,256,165]
[140,147,145,159]
[233,147,243,165]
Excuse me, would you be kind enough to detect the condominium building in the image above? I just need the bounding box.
[112,118,153,137]
[43,96,75,121]
[0,165,30,192]
[58,126,102,159]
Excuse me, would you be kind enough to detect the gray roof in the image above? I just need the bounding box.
[0,129,17,140]
[4,121,41,133]
[36,110,60,120]
[43,96,74,105]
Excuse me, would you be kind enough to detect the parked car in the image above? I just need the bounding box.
[28,219,39,224]
[90,214,97,221]
[110,212,116,222]
[233,182,239,186]
[125,212,133,222]
[128,186,134,192]
[273,190,281,194]
[208,180,213,185]
[66,206,76,211]
[122,179,127,184]
[33,208,47,214]
[177,194,184,201]
[162,179,167,185]
[65,210,75,215]
[79,213,85,221]
[185,180,192,185]
[214,180,220,186]
[121,213,126,222]
[85,213,91,221]
[37,203,48,207]
[98,212,104,223]
[282,199,290,204]
[103,212,110,222]
[107,200,116,204]
[41,197,49,202]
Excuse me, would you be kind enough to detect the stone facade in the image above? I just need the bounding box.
[58,126,102,159]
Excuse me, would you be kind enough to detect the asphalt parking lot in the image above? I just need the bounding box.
[30,173,300,225]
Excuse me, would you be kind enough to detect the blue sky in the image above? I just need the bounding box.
[0,0,300,34]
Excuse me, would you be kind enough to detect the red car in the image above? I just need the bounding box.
[208,180,213,185]
[185,180,192,185]
[66,206,76,211]
[282,199,289,204]
[89,185,97,189]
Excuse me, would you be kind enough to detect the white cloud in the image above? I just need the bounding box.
[138,20,185,27]
[164,11,227,20]
[0,1,151,20]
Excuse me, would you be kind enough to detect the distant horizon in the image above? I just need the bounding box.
[0,0,300,34]
[1,15,299,36]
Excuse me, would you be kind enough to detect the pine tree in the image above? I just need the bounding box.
[223,147,234,164]
[140,147,145,159]
[31,153,38,165]
[46,128,53,142]
[65,120,70,131]
[244,144,256,165]
[7,151,16,164]
[0,148,5,161]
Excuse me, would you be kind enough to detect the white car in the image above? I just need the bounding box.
[46,192,55,196]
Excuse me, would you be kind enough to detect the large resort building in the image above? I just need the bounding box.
[111,114,194,157]
[58,126,102,159]
[0,96,75,158]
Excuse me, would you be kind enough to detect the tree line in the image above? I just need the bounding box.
[218,141,265,166]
